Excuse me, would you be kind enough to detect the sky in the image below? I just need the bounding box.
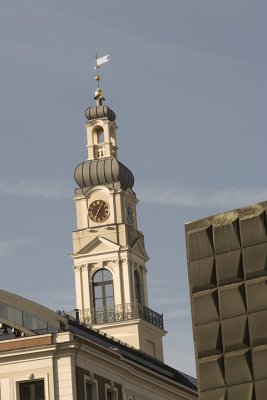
[1,0,267,377]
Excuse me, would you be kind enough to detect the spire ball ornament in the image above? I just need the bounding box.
[94,88,105,106]
[94,88,104,98]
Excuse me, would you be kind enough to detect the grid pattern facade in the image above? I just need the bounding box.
[185,201,267,400]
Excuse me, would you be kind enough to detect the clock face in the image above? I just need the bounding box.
[88,200,110,223]
[126,203,134,224]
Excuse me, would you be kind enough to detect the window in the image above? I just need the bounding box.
[19,380,45,400]
[93,269,114,310]
[85,381,96,400]
[105,383,118,400]
[107,390,114,400]
[134,270,142,303]
[84,375,98,400]
[106,389,117,400]
[85,382,93,400]
[93,269,115,323]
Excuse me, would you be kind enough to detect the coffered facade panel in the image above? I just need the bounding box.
[186,200,267,399]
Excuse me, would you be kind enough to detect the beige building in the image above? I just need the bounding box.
[0,289,197,400]
[0,73,197,399]
[185,200,267,400]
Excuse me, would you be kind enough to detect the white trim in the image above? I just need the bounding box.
[14,373,50,400]
[84,374,98,400]
[105,383,118,400]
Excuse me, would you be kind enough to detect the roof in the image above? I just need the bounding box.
[66,318,197,391]
[0,288,66,337]
[185,199,267,232]
[74,157,134,190]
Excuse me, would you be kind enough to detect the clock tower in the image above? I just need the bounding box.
[72,62,165,361]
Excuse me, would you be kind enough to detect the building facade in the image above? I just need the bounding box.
[0,288,197,400]
[185,200,267,400]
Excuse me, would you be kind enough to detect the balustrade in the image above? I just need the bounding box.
[67,302,164,330]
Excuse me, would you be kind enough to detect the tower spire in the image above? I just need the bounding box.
[73,61,165,361]
[93,54,109,106]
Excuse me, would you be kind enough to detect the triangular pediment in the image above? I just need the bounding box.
[132,238,149,260]
[75,236,120,257]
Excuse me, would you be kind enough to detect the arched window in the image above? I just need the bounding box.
[93,126,104,144]
[98,130,104,143]
[93,269,114,309]
[134,270,142,303]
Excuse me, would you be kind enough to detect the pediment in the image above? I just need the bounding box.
[76,236,120,256]
[132,238,149,260]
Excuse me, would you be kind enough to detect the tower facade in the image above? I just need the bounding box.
[72,81,165,360]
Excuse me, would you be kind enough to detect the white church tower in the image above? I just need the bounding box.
[72,58,165,361]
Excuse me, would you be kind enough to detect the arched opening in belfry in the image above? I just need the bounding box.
[109,126,117,157]
[93,125,104,144]
[92,126,105,158]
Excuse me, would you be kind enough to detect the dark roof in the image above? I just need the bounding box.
[85,105,116,121]
[74,157,134,190]
[66,318,197,392]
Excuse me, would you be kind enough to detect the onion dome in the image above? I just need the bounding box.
[74,157,134,190]
[85,106,116,122]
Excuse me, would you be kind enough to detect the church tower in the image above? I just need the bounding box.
[72,58,165,361]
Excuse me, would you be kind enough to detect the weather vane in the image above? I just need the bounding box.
[94,54,110,106]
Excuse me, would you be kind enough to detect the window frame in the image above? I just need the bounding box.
[16,378,46,400]
[14,373,49,400]
[93,269,114,310]
[105,384,118,400]
[84,374,98,400]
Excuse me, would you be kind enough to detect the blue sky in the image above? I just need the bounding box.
[1,0,267,376]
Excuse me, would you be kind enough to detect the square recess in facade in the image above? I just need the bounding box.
[185,200,267,400]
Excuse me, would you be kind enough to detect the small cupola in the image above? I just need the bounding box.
[74,55,134,190]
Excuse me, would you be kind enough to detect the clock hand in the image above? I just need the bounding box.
[95,201,103,219]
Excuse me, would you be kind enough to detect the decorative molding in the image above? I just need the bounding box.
[75,236,121,257]
[132,238,149,261]
[90,264,102,276]
[84,371,94,382]
[83,186,110,197]
[73,263,90,271]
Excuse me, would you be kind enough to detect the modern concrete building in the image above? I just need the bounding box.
[185,200,267,400]
[0,68,198,399]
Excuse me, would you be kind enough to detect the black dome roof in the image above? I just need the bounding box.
[74,157,134,190]
[85,106,116,122]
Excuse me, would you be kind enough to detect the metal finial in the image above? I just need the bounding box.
[93,54,110,106]
[94,53,100,89]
